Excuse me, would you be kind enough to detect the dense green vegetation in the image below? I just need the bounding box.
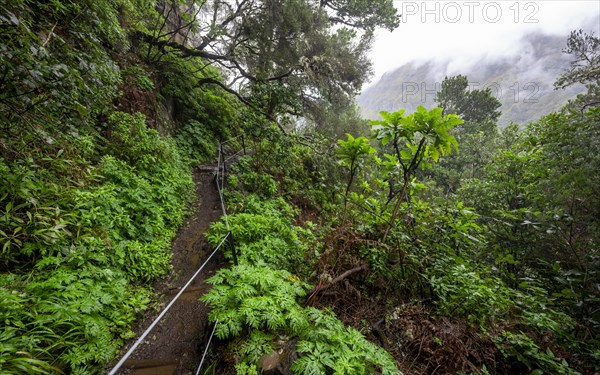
[203,100,598,373]
[1,1,598,374]
[0,1,232,373]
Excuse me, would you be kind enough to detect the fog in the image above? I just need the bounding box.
[367,0,600,87]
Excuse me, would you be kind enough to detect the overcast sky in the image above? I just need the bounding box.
[367,0,600,85]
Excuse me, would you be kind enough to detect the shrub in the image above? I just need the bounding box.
[201,265,399,375]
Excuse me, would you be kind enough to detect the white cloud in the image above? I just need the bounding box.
[367,0,600,85]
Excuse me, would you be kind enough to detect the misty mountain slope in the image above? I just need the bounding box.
[357,31,586,126]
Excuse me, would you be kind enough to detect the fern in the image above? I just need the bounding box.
[205,200,308,271]
[201,174,400,375]
[241,331,274,363]
[293,308,400,375]
[0,251,153,373]
[292,356,327,375]
[202,265,309,339]
[202,265,400,375]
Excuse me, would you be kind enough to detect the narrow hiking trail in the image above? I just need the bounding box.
[113,169,225,375]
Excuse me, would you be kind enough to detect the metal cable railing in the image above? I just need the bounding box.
[108,137,243,375]
[107,234,229,375]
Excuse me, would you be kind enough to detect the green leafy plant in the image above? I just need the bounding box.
[175,120,218,165]
[370,106,462,240]
[202,265,310,339]
[206,196,309,270]
[430,262,512,324]
[494,331,580,375]
[0,158,80,267]
[123,65,154,90]
[292,307,399,375]
[201,265,399,375]
[0,108,192,373]
[0,266,151,374]
[336,134,376,203]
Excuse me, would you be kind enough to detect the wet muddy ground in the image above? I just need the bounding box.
[111,170,226,375]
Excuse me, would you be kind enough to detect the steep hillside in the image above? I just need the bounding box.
[0,2,238,373]
[357,31,586,126]
[2,1,598,374]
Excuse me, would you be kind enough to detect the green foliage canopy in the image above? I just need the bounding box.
[435,75,501,124]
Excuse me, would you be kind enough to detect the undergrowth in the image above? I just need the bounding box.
[200,110,592,374]
[201,153,401,374]
[0,0,240,372]
[0,111,193,374]
[2,0,597,373]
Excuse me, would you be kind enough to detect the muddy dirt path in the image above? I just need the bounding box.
[113,169,225,375]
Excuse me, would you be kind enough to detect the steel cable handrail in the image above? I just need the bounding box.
[107,234,230,375]
[194,137,243,374]
[108,137,242,375]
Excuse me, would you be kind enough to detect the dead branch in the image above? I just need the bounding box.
[305,263,368,305]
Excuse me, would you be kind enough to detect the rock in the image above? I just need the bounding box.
[259,338,298,375]
[260,351,281,372]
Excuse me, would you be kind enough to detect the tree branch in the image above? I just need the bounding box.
[136,31,303,84]
[197,78,289,133]
[198,77,252,106]
[305,263,369,305]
